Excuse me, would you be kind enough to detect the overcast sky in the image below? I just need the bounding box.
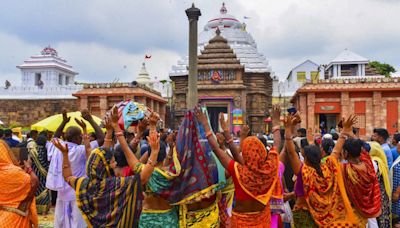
[0,0,399,85]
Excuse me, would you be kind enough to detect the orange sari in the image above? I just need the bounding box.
[231,137,279,227]
[302,155,366,227]
[0,140,38,228]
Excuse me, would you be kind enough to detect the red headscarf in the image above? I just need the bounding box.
[234,136,279,205]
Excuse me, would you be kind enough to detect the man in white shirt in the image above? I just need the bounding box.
[47,110,104,228]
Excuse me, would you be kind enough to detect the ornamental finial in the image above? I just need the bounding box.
[216,27,221,36]
[220,2,227,14]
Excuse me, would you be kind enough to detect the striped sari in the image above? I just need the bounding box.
[70,148,142,227]
[28,136,51,214]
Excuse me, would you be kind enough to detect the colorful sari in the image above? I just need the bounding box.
[231,137,279,227]
[28,136,51,214]
[70,148,142,227]
[342,151,382,218]
[183,201,219,228]
[369,141,391,227]
[139,207,178,228]
[0,140,38,228]
[139,162,181,228]
[302,155,365,227]
[218,177,234,228]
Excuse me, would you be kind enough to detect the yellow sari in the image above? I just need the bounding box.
[302,155,366,227]
[0,140,38,228]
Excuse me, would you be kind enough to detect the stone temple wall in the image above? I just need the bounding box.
[0,99,78,127]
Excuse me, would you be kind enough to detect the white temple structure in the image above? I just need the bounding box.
[0,46,82,99]
[170,3,274,77]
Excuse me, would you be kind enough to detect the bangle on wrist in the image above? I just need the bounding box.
[104,138,112,142]
[284,136,292,140]
[226,138,233,144]
[147,158,156,167]
[206,131,213,138]
[115,131,124,137]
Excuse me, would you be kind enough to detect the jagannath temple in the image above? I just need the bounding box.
[170,3,274,133]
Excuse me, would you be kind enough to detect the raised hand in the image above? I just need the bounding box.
[240,125,250,139]
[81,109,93,122]
[75,118,87,131]
[149,112,159,127]
[138,117,149,134]
[110,106,119,124]
[147,131,160,152]
[194,106,208,127]
[62,110,71,123]
[342,114,358,134]
[272,104,281,126]
[219,113,229,132]
[52,138,68,155]
[103,115,113,131]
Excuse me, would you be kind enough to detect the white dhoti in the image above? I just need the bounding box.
[54,197,86,228]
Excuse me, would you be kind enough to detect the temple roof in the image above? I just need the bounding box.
[197,29,243,70]
[327,49,369,68]
[17,46,78,75]
[170,3,272,76]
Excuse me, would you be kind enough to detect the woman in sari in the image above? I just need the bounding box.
[369,141,391,227]
[195,107,279,228]
[52,106,160,227]
[137,114,180,228]
[284,113,366,227]
[29,134,51,214]
[0,140,39,228]
[341,139,382,226]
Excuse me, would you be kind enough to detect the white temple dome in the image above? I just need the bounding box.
[137,62,151,85]
[204,3,241,30]
[170,3,273,76]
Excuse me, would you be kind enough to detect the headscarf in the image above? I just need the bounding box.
[72,148,142,227]
[0,140,38,228]
[369,141,391,198]
[234,136,279,205]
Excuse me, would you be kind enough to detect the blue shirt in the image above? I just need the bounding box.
[382,143,393,168]
[392,146,399,163]
[4,137,19,147]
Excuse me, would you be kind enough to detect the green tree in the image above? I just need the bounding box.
[369,61,396,77]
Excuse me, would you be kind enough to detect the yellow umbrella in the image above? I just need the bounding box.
[31,111,103,133]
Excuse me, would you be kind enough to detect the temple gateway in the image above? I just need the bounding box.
[170,3,274,133]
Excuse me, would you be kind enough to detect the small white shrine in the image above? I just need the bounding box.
[0,46,82,99]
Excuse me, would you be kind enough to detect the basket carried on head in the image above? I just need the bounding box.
[115,100,152,131]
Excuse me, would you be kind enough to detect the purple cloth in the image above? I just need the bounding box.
[295,164,305,197]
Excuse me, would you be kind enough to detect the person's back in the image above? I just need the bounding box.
[4,129,19,147]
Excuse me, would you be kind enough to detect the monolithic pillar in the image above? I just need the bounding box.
[185,4,201,109]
